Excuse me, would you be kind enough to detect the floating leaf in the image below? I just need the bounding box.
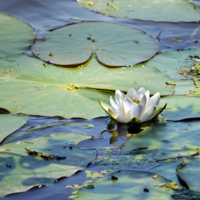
[77,0,200,22]
[32,22,157,67]
[0,133,96,197]
[146,48,200,95]
[77,170,176,199]
[0,114,28,143]
[160,95,200,121]
[0,55,173,118]
[149,161,183,185]
[0,12,34,58]
[121,121,200,161]
[177,157,200,192]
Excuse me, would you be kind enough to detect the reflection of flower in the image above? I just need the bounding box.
[100,87,166,124]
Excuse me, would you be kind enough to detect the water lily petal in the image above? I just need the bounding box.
[122,97,134,119]
[110,96,119,111]
[137,93,144,101]
[114,109,130,123]
[140,94,147,111]
[130,103,144,119]
[115,89,125,108]
[146,92,160,112]
[137,87,146,95]
[144,90,150,111]
[140,105,156,122]
[127,88,138,100]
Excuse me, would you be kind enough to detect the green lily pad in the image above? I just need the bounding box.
[77,170,177,199]
[0,12,34,58]
[146,48,199,95]
[160,95,200,121]
[32,22,158,67]
[0,55,173,118]
[120,121,200,160]
[77,0,200,22]
[0,114,28,143]
[148,161,183,185]
[0,133,96,197]
[177,157,200,192]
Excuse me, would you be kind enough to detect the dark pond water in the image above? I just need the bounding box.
[0,0,200,199]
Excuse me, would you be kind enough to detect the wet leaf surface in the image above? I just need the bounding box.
[32,22,157,67]
[0,55,173,118]
[146,48,200,95]
[121,121,200,160]
[77,170,176,199]
[0,133,96,197]
[77,0,200,22]
[160,96,200,121]
[177,156,200,192]
[0,114,28,144]
[0,12,34,58]
[148,161,183,185]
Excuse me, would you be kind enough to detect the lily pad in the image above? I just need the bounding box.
[146,48,199,95]
[148,161,183,185]
[177,157,200,192]
[0,55,173,119]
[160,95,200,121]
[77,170,177,199]
[0,133,96,197]
[120,121,200,161]
[0,114,28,143]
[77,0,200,22]
[0,12,34,58]
[32,22,158,67]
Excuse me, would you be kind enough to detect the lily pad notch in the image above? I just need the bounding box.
[32,22,158,67]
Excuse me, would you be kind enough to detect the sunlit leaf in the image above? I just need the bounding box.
[0,55,173,118]
[32,22,157,66]
[77,0,200,22]
[0,12,34,58]
[0,114,28,143]
[146,48,200,95]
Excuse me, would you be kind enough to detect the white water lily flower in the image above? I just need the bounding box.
[100,87,166,124]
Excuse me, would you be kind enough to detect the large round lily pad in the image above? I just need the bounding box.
[177,157,200,192]
[160,95,200,121]
[0,133,96,197]
[0,55,173,119]
[0,114,28,144]
[77,0,200,22]
[146,48,200,95]
[0,12,34,58]
[77,170,177,199]
[121,121,200,160]
[32,22,158,67]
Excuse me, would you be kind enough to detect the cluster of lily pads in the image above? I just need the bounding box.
[1,0,200,199]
